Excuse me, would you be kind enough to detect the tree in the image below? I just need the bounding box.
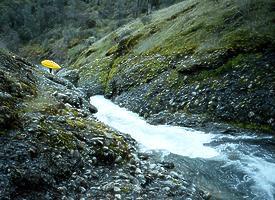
[147,0,152,14]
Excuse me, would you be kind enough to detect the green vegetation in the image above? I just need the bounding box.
[72,0,274,91]
[68,0,274,132]
[232,122,273,133]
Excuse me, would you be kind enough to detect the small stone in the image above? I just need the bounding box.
[28,147,38,158]
[208,101,217,108]
[114,186,121,192]
[248,111,255,118]
[149,164,156,169]
[115,156,123,163]
[56,154,62,159]
[163,187,170,192]
[135,168,142,174]
[77,141,85,149]
[161,162,174,169]
[114,194,121,199]
[103,146,109,151]
[52,91,58,96]
[203,191,212,200]
[170,171,179,178]
[128,164,136,171]
[58,186,67,192]
[89,104,98,113]
[88,159,93,164]
[268,118,274,124]
[80,186,86,193]
[85,169,92,175]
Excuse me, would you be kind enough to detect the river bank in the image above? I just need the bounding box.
[68,0,274,133]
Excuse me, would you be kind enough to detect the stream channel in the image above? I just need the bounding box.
[90,95,275,200]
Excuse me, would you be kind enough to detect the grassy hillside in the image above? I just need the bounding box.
[71,0,275,132]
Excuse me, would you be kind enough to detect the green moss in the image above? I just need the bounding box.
[220,28,273,52]
[66,119,86,129]
[167,2,198,21]
[184,53,257,84]
[106,45,119,56]
[37,121,77,149]
[68,37,82,48]
[214,54,245,75]
[20,43,48,59]
[68,44,94,65]
[85,120,130,161]
[121,186,130,193]
[0,131,6,135]
[106,33,143,57]
[165,70,183,90]
[21,92,59,115]
[232,122,273,133]
[148,32,198,57]
[54,131,76,149]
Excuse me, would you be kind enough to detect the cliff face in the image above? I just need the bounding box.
[70,0,275,133]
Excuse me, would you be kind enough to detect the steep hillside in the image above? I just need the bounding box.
[71,0,275,132]
[0,0,181,64]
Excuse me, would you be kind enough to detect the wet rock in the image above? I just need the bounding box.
[89,104,98,113]
[114,186,121,192]
[114,194,122,199]
[58,69,80,86]
[160,161,175,169]
[248,111,255,118]
[202,191,212,200]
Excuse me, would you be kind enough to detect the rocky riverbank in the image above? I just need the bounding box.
[69,0,274,133]
[0,49,210,199]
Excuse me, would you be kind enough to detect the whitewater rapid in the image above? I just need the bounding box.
[90,95,275,200]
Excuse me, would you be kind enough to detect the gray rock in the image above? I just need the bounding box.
[89,104,98,113]
[114,186,121,192]
[58,69,80,86]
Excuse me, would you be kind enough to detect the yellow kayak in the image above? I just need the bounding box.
[41,60,61,70]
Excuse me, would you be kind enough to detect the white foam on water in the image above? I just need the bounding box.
[90,95,219,158]
[90,95,275,199]
[243,156,275,199]
[217,142,275,199]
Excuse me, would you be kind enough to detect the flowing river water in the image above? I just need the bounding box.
[90,95,275,200]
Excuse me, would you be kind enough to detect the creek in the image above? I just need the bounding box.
[90,95,275,200]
